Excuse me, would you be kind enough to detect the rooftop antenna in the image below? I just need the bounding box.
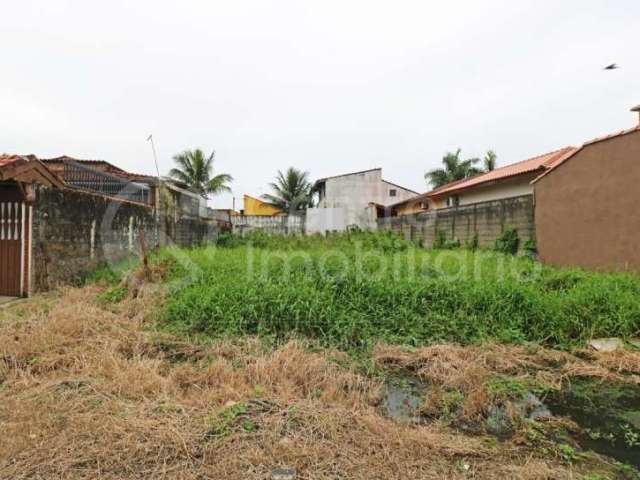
[146,134,161,179]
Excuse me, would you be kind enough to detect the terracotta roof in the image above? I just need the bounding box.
[532,124,640,183]
[427,146,578,197]
[42,156,155,182]
[0,154,27,169]
[0,154,64,187]
[43,156,127,172]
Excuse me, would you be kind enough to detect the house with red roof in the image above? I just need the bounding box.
[387,147,578,217]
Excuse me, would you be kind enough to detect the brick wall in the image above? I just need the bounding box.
[377,195,535,247]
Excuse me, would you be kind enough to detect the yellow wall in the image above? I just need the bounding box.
[396,201,426,216]
[243,195,283,216]
[395,197,434,215]
[429,197,447,210]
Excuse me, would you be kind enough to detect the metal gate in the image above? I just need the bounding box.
[0,202,25,297]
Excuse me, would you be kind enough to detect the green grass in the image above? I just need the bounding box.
[156,231,640,350]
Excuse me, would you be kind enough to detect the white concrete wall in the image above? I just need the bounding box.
[316,170,416,230]
[306,207,347,234]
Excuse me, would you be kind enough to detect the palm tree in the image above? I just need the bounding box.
[483,150,497,172]
[168,149,233,197]
[262,167,313,212]
[425,149,483,188]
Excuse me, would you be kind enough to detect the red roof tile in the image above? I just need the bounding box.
[42,156,156,182]
[532,124,640,183]
[0,154,28,169]
[427,146,578,197]
[0,154,64,187]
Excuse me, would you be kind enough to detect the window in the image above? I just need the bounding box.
[419,201,428,210]
[446,195,460,207]
[389,189,397,197]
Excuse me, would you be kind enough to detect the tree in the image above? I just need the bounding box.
[483,150,497,172]
[168,148,233,197]
[262,167,313,212]
[425,149,497,188]
[425,149,483,188]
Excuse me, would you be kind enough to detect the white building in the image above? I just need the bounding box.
[307,168,417,233]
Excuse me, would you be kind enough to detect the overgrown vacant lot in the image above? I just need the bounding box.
[161,232,640,349]
[2,232,640,479]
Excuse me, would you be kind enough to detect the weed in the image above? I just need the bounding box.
[433,228,447,249]
[157,232,640,349]
[443,238,461,249]
[206,402,248,438]
[96,285,127,304]
[622,424,640,447]
[523,238,537,255]
[558,443,577,462]
[441,389,465,417]
[465,233,479,251]
[486,377,528,402]
[494,229,520,255]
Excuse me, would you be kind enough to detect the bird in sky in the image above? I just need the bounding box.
[604,63,619,70]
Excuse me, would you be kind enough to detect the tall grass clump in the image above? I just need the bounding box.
[159,232,640,350]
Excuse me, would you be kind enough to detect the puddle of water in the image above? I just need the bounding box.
[381,377,428,424]
[545,378,640,468]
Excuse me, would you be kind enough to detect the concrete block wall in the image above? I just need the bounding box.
[378,195,535,247]
[31,186,220,292]
[32,187,158,291]
[230,215,305,236]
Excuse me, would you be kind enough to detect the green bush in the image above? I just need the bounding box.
[465,233,479,251]
[523,238,537,255]
[433,229,447,249]
[494,229,520,255]
[443,239,461,249]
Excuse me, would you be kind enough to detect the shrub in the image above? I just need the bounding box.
[433,229,447,249]
[523,238,537,255]
[465,233,479,251]
[494,229,519,255]
[443,239,461,249]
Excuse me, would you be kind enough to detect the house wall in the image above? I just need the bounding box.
[243,195,282,216]
[436,174,537,208]
[535,130,640,271]
[317,170,416,229]
[305,208,348,234]
[378,195,535,248]
[395,197,433,216]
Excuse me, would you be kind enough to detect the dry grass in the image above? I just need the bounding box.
[374,342,640,413]
[0,287,634,479]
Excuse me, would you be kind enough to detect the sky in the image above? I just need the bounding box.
[2,0,639,209]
